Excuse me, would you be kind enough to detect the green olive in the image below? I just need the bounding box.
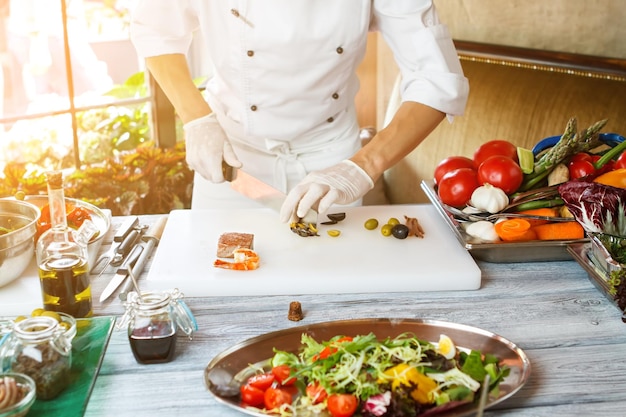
[387,217,400,226]
[381,224,393,237]
[364,218,379,230]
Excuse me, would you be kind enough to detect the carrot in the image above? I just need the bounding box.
[494,219,538,242]
[531,221,584,240]
[515,207,560,226]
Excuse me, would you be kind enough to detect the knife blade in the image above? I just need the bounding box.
[223,162,317,224]
[118,216,168,301]
[99,242,144,302]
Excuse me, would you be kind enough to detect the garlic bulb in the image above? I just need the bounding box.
[470,184,509,214]
[465,220,500,242]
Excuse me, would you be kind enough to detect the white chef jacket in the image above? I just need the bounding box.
[130,1,469,209]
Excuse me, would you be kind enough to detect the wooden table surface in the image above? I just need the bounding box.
[84,214,626,417]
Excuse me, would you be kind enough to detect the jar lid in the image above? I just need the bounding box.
[171,298,198,337]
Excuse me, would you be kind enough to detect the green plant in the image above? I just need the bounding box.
[0,141,193,215]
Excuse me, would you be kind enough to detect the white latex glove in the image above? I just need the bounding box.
[183,114,242,182]
[280,160,374,222]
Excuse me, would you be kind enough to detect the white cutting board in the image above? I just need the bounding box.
[145,204,481,296]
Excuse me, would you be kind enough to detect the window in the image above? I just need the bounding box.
[0,0,176,174]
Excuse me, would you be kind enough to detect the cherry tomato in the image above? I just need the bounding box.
[477,155,523,194]
[247,373,275,391]
[437,168,479,208]
[433,156,475,185]
[271,365,296,386]
[615,151,626,170]
[570,152,593,163]
[306,382,328,404]
[473,139,518,168]
[327,393,359,417]
[264,387,293,410]
[568,160,596,179]
[240,384,265,407]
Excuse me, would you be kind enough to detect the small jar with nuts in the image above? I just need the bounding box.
[0,315,74,400]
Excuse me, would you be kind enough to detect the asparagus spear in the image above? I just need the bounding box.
[519,117,608,191]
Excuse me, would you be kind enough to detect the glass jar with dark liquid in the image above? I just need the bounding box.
[117,289,197,364]
[36,171,95,318]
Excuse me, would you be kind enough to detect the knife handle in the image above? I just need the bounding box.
[142,216,168,243]
[117,243,143,274]
[114,216,139,242]
[116,228,141,256]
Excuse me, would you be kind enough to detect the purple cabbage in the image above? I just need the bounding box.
[558,180,626,237]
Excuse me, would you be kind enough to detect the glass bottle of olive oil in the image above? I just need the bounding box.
[36,171,93,318]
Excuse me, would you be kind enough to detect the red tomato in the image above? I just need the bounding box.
[568,160,596,179]
[473,140,518,168]
[240,384,265,407]
[306,382,328,404]
[477,155,523,194]
[437,168,479,208]
[327,394,359,417]
[570,152,593,163]
[271,365,296,386]
[615,151,626,170]
[247,373,275,391]
[433,156,475,185]
[264,387,293,410]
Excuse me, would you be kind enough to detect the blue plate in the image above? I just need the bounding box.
[532,133,626,155]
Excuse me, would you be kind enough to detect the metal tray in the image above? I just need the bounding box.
[567,242,622,317]
[204,318,531,417]
[420,180,588,263]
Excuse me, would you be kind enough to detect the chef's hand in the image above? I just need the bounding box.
[183,114,242,182]
[280,160,374,222]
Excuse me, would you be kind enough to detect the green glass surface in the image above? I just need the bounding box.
[28,316,115,417]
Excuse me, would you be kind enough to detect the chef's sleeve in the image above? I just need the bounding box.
[371,0,469,118]
[130,0,199,58]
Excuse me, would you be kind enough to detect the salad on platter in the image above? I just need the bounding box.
[238,332,510,417]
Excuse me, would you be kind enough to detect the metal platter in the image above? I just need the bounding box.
[421,180,587,263]
[204,318,531,417]
[567,242,622,316]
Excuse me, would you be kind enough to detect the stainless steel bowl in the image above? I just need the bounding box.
[0,200,40,288]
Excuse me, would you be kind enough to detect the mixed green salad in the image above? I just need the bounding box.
[239,332,510,417]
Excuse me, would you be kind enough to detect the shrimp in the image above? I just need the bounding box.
[213,248,260,270]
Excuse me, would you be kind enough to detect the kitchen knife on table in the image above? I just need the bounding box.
[117,216,168,301]
[100,241,144,302]
[223,162,317,224]
[91,216,139,276]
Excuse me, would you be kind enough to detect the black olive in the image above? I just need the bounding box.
[326,212,346,223]
[391,224,409,239]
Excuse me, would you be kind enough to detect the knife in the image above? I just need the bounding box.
[223,162,317,224]
[99,242,144,302]
[92,216,139,276]
[109,226,145,267]
[118,216,168,301]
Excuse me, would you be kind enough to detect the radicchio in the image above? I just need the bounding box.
[558,180,626,237]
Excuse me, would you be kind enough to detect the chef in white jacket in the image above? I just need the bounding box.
[130,1,469,221]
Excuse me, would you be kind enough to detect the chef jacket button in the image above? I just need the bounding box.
[250,105,258,111]
[336,46,344,54]
[247,50,254,57]
[327,117,334,123]
[332,93,339,100]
